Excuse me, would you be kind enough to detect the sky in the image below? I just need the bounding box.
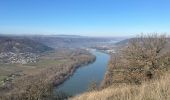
[0,0,170,37]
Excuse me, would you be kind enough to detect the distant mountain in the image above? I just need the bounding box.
[0,36,53,64]
[29,35,122,48]
[48,35,88,38]
[0,36,52,53]
[115,38,130,46]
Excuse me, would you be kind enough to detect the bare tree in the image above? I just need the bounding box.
[88,80,98,91]
[122,33,168,79]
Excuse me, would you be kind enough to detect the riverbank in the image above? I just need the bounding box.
[0,49,96,100]
[71,72,170,100]
[53,55,96,87]
[71,34,170,100]
[55,51,110,96]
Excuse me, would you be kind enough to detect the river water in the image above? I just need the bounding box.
[54,50,110,96]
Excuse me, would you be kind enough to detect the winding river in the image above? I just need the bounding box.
[54,50,110,96]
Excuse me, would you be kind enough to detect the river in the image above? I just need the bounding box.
[54,50,110,96]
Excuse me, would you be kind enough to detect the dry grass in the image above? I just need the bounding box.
[72,34,170,100]
[71,73,170,100]
[0,49,95,100]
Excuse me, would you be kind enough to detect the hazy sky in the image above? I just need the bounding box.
[0,0,170,37]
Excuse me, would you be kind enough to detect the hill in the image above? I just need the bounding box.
[71,73,170,100]
[29,35,121,48]
[115,38,130,45]
[0,36,52,64]
[72,34,170,100]
[0,36,52,53]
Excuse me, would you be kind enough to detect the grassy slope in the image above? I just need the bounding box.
[71,73,170,100]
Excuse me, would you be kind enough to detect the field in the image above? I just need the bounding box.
[0,51,66,85]
[0,49,96,100]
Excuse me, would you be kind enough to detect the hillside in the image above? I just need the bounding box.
[72,34,170,100]
[115,38,130,46]
[71,73,170,100]
[29,35,121,48]
[0,49,96,100]
[0,36,52,64]
[0,36,52,53]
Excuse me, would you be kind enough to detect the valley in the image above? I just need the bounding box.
[1,1,169,100]
[0,35,117,100]
[0,34,169,100]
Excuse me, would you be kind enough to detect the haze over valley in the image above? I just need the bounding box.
[0,0,170,100]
